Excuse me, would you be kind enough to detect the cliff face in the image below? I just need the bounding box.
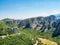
[1,15,60,37]
[52,21,60,37]
[3,15,56,31]
[20,16,60,37]
[19,15,56,32]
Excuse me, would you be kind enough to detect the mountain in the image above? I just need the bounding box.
[19,15,56,31]
[0,15,56,31]
[0,15,60,45]
[0,15,60,37]
[52,19,60,37]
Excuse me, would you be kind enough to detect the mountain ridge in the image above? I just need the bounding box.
[0,15,60,37]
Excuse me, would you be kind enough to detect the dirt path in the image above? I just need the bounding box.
[34,40,38,45]
[0,33,20,39]
[38,38,58,45]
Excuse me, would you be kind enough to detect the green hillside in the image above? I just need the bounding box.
[0,23,8,28]
[0,28,60,45]
[6,23,18,28]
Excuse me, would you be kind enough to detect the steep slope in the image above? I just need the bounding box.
[52,22,60,37]
[19,15,56,32]
[0,23,9,28]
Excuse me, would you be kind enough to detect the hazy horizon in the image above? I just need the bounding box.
[0,0,60,19]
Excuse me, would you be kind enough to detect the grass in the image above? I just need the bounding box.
[0,23,8,28]
[0,28,60,45]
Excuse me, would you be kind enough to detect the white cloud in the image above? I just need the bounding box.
[40,10,60,17]
[50,10,60,14]
[24,10,60,18]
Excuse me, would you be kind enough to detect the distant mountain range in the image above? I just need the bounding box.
[0,14,60,37]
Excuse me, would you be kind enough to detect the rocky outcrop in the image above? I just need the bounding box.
[2,15,56,32]
[6,27,19,34]
[52,21,60,37]
[19,15,56,32]
[3,18,21,24]
[1,15,60,37]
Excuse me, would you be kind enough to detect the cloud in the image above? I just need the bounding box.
[50,10,60,14]
[40,10,60,17]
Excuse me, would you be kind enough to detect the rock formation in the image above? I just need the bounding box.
[52,21,60,37]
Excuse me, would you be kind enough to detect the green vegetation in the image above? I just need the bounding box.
[0,27,42,45]
[0,34,34,45]
[6,23,18,28]
[0,23,8,28]
[0,23,18,35]
[0,26,60,45]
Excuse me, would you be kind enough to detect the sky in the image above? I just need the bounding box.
[0,0,60,20]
